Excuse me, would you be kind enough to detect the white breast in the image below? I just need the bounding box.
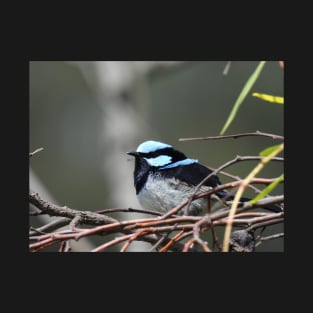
[137,174,210,215]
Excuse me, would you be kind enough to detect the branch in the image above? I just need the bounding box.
[29,192,189,252]
[246,217,284,231]
[29,218,71,236]
[29,147,44,157]
[29,193,117,225]
[221,144,284,252]
[179,131,284,141]
[96,207,162,216]
[255,233,284,247]
[191,215,211,252]
[29,189,283,252]
[183,155,283,215]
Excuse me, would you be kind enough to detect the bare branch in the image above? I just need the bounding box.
[192,216,211,252]
[29,178,283,252]
[69,215,83,230]
[29,218,71,236]
[29,193,117,225]
[247,217,284,231]
[59,240,72,252]
[96,207,161,216]
[255,233,284,247]
[183,155,283,215]
[149,233,172,252]
[223,61,232,75]
[29,147,44,157]
[179,131,284,141]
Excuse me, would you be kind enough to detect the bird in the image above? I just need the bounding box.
[127,140,282,216]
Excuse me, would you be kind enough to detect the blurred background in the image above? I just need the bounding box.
[29,61,284,252]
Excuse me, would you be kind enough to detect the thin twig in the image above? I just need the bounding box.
[149,233,171,252]
[192,216,211,252]
[92,234,134,252]
[179,131,284,141]
[69,214,82,230]
[59,240,72,252]
[247,218,284,231]
[29,227,47,235]
[158,230,185,252]
[29,147,44,157]
[219,212,284,227]
[183,238,196,252]
[29,218,71,236]
[29,211,47,216]
[96,207,162,216]
[255,233,284,247]
[120,229,148,252]
[223,61,232,75]
[207,168,264,195]
[208,215,222,251]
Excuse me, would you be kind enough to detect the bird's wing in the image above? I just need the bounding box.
[160,162,222,188]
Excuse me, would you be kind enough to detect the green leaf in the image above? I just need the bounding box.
[250,174,284,204]
[259,144,282,157]
[220,61,266,135]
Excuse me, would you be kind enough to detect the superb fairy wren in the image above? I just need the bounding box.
[127,140,282,216]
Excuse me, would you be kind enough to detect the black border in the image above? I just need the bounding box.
[11,36,292,296]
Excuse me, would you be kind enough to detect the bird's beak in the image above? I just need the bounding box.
[127,151,139,156]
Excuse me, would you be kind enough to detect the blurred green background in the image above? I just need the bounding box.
[29,61,284,252]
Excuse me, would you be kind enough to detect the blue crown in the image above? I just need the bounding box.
[136,140,172,153]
